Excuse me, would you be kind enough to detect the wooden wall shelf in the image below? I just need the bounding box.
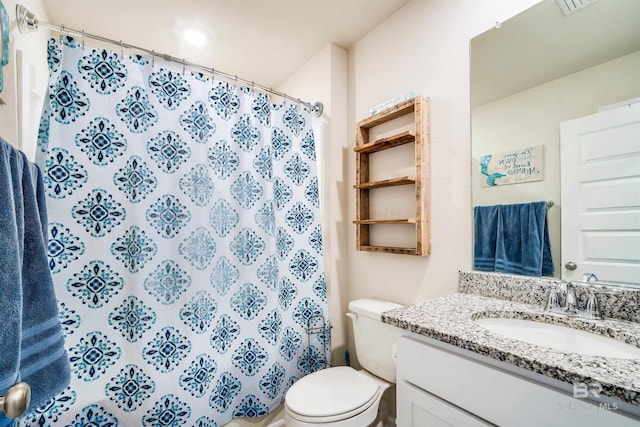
[359,246,418,255]
[354,96,430,256]
[353,176,415,189]
[354,131,416,153]
[353,219,416,225]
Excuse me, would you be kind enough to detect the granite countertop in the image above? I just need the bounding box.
[382,293,640,407]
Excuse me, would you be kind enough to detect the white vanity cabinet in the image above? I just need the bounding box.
[396,333,640,427]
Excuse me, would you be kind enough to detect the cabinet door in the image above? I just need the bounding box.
[397,381,494,427]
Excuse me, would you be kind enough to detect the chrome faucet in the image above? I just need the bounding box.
[546,280,603,320]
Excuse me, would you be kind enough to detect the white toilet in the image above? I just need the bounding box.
[284,298,403,427]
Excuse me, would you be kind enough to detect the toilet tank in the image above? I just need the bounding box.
[348,299,403,383]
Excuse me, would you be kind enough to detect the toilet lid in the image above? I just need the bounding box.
[285,366,379,418]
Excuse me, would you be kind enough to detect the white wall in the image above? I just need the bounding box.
[472,50,640,278]
[347,0,539,308]
[0,0,50,159]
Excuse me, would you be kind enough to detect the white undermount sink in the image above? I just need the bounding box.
[475,317,640,359]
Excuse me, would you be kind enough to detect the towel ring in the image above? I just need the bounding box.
[0,382,31,419]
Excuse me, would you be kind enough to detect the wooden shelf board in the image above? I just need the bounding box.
[354,131,415,153]
[353,218,416,225]
[357,98,418,129]
[354,176,415,189]
[359,245,418,255]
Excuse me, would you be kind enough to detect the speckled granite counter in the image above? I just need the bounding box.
[382,292,640,408]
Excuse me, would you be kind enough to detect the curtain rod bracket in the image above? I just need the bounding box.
[312,102,323,117]
[15,4,324,118]
[16,4,38,33]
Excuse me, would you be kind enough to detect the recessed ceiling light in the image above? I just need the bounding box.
[184,28,207,47]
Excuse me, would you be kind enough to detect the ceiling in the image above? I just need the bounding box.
[471,0,640,107]
[40,0,410,89]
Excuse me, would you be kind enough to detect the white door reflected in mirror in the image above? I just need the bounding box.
[560,102,640,285]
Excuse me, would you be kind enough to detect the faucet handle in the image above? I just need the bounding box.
[546,287,561,311]
[581,288,604,320]
[554,281,568,306]
[556,281,567,293]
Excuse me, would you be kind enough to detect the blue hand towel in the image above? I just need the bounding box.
[495,201,554,276]
[0,137,70,420]
[473,205,500,271]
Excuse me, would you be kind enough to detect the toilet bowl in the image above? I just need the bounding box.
[284,299,403,427]
[284,366,390,427]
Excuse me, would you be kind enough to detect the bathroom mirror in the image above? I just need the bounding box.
[470,0,640,286]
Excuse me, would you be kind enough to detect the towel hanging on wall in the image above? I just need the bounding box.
[0,136,70,423]
[474,201,554,277]
[473,204,500,271]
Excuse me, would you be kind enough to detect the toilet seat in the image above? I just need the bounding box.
[286,390,379,424]
[285,366,380,423]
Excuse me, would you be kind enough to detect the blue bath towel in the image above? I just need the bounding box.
[474,202,553,276]
[0,137,70,421]
[495,202,554,276]
[473,205,500,271]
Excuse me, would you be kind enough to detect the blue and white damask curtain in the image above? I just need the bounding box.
[28,36,328,427]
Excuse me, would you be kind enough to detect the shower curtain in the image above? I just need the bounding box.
[28,36,328,427]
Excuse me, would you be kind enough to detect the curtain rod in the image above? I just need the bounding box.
[15,4,324,118]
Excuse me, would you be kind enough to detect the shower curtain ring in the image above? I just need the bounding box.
[233,75,238,90]
[151,50,155,68]
[119,40,123,57]
[182,59,186,76]
[59,24,64,44]
[81,30,85,50]
[211,67,215,86]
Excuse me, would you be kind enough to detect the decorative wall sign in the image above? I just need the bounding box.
[480,145,544,187]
